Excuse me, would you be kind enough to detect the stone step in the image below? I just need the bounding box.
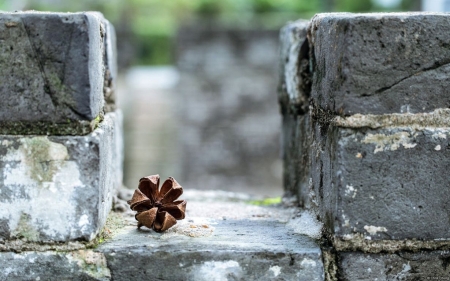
[0,191,325,281]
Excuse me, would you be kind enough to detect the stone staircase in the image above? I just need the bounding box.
[2,10,450,281]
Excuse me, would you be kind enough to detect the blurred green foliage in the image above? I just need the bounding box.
[0,0,420,66]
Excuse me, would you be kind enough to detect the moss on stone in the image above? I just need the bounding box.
[11,213,40,241]
[0,115,103,136]
[246,197,282,206]
[88,212,126,249]
[18,137,68,185]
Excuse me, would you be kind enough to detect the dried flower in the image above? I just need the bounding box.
[127,175,187,232]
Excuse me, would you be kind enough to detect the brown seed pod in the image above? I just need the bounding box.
[127,175,187,232]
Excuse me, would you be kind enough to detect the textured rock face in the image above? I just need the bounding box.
[281,114,312,206]
[310,13,450,115]
[0,250,111,281]
[338,251,450,280]
[278,19,311,115]
[0,112,122,242]
[0,12,104,122]
[315,125,450,240]
[176,27,282,196]
[280,12,450,279]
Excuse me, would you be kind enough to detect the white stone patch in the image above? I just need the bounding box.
[394,263,411,280]
[345,185,357,198]
[341,213,350,227]
[269,265,281,277]
[287,211,323,239]
[300,258,317,267]
[160,217,215,239]
[78,215,90,233]
[362,132,417,153]
[432,131,447,139]
[364,225,388,235]
[435,145,441,151]
[342,234,354,240]
[400,104,410,113]
[193,260,242,281]
[0,137,85,240]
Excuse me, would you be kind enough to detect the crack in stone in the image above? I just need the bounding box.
[22,17,87,120]
[375,58,450,94]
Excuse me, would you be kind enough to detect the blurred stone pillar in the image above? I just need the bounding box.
[176,25,282,196]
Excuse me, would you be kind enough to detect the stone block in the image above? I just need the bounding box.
[97,197,324,281]
[281,114,313,207]
[310,13,450,115]
[337,251,450,280]
[0,193,324,280]
[0,250,110,281]
[278,20,311,115]
[0,12,106,133]
[312,122,450,240]
[0,112,122,242]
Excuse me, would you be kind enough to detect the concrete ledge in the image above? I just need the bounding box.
[0,192,325,281]
[98,196,324,281]
[0,112,122,242]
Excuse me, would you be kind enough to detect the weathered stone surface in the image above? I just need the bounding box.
[97,194,324,281]
[176,26,282,196]
[0,112,122,242]
[278,20,311,115]
[282,114,313,208]
[96,13,118,112]
[0,250,110,281]
[0,12,105,128]
[312,124,450,240]
[0,192,324,280]
[310,13,450,115]
[338,251,450,280]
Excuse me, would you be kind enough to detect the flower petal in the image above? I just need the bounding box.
[153,211,177,232]
[138,175,160,202]
[160,200,187,220]
[136,207,158,229]
[128,189,151,210]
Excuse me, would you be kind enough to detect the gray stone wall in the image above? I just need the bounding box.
[280,13,450,280]
[176,26,282,196]
[0,12,122,242]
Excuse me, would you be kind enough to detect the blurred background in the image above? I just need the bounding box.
[0,0,443,197]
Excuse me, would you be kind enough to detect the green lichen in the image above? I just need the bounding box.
[246,197,282,206]
[0,120,95,135]
[88,212,126,249]
[0,112,104,136]
[70,250,111,279]
[11,213,40,241]
[18,137,68,185]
